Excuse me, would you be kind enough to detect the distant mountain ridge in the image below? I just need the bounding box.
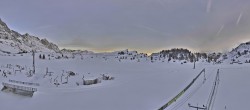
[0,18,60,54]
[221,41,250,63]
[0,18,250,64]
[151,42,250,64]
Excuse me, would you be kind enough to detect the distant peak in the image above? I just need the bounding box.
[0,18,60,53]
[0,18,10,30]
[0,18,3,23]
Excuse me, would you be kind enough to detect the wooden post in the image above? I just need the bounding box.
[61,74,64,83]
[193,60,196,69]
[203,69,206,83]
[82,75,84,85]
[32,50,35,74]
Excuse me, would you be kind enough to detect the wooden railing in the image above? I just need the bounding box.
[9,79,40,86]
[2,82,37,92]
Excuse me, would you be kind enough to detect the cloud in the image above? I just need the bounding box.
[216,25,224,37]
[134,24,170,37]
[59,37,93,49]
[36,25,54,30]
[236,12,243,26]
[206,0,213,13]
[1,0,250,53]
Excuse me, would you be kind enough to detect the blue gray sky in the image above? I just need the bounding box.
[0,0,250,53]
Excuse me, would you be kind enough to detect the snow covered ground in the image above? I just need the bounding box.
[0,54,249,110]
[173,64,250,110]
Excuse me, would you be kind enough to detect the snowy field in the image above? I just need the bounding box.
[174,64,250,110]
[0,54,249,110]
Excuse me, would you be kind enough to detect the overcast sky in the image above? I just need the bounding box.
[0,0,250,53]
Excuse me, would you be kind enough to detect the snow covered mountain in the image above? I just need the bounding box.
[85,49,148,61]
[61,48,94,55]
[0,18,60,54]
[221,41,250,63]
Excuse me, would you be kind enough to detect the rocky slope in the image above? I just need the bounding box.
[0,18,60,54]
[221,41,250,63]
